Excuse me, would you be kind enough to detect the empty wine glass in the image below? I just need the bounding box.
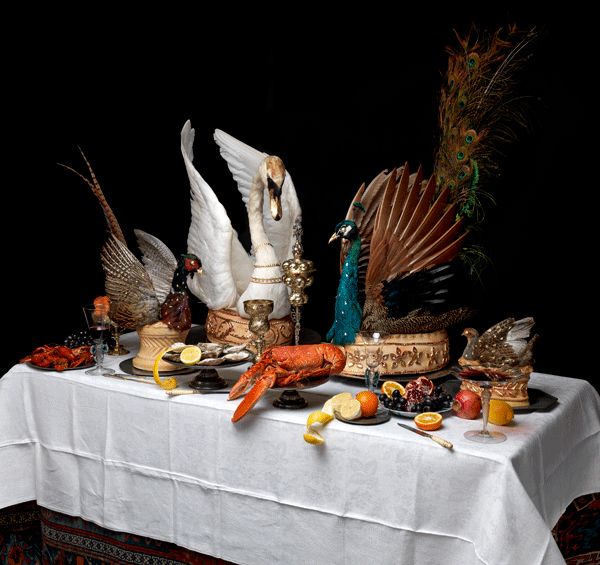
[356,331,390,393]
[82,303,115,376]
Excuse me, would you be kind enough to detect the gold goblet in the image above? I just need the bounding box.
[108,300,130,356]
[243,299,273,357]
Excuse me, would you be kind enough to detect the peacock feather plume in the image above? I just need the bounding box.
[328,23,541,344]
[434,24,540,226]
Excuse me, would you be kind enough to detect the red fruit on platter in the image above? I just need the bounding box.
[452,390,482,420]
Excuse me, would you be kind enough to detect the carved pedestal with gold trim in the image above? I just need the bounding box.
[134,322,190,372]
[458,358,533,407]
[205,308,294,350]
[342,329,450,379]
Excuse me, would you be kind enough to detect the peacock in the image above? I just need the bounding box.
[59,151,202,332]
[328,24,540,346]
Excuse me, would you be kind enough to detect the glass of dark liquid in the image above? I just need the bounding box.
[82,304,115,376]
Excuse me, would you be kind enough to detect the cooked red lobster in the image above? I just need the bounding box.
[228,343,346,422]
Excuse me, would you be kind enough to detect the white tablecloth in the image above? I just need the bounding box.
[2,332,599,565]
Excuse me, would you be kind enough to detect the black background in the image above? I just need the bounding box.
[6,7,594,390]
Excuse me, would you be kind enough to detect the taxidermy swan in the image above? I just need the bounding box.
[181,121,301,319]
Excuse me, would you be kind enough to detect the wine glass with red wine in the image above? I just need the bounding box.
[82,304,115,376]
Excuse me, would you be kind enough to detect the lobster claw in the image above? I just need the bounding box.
[231,370,277,423]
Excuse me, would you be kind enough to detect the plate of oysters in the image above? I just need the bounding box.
[162,342,255,369]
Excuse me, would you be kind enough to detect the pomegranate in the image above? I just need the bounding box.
[452,390,482,419]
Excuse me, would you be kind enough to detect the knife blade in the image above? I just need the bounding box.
[166,389,231,395]
[397,422,453,449]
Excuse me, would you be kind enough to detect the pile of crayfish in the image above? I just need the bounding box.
[19,344,94,371]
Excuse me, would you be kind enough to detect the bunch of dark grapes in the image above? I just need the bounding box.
[63,331,94,348]
[380,385,453,413]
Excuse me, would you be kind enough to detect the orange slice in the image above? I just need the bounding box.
[381,381,406,398]
[414,412,443,431]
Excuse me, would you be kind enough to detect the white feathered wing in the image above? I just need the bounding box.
[181,121,301,315]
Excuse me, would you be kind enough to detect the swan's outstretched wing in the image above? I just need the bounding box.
[134,229,178,304]
[214,129,302,262]
[181,120,252,310]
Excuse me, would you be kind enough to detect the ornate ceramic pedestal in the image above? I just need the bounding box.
[133,322,190,372]
[457,358,533,407]
[342,329,450,380]
[205,308,294,349]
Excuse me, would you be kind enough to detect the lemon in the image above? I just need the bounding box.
[381,381,406,398]
[307,410,334,429]
[323,392,353,415]
[303,427,325,444]
[488,400,514,426]
[180,345,202,365]
[340,398,362,420]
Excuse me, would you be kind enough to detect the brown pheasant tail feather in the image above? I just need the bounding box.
[58,148,127,245]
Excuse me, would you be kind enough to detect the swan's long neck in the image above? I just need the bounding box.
[249,168,278,265]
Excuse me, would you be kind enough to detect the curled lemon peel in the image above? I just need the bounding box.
[153,346,179,390]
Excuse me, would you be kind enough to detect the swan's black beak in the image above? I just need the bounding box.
[268,177,283,221]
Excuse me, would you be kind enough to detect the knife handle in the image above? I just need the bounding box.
[430,435,453,449]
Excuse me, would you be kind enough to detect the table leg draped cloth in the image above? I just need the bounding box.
[2,332,599,565]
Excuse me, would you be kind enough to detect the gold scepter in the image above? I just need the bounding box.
[282,217,315,345]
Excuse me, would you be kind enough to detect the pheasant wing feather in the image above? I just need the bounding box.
[100,235,161,329]
[134,229,178,304]
[181,121,251,310]
[214,129,302,262]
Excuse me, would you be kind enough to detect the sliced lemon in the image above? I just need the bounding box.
[381,381,406,398]
[180,345,202,365]
[340,398,362,420]
[323,392,353,415]
[303,427,325,444]
[153,347,179,390]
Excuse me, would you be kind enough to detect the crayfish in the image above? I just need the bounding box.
[228,343,346,422]
[20,344,94,371]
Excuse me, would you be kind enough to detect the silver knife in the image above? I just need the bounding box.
[166,389,231,395]
[397,422,453,449]
[102,373,155,384]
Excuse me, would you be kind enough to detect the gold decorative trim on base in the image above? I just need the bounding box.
[341,329,450,378]
[205,308,294,349]
[457,358,533,407]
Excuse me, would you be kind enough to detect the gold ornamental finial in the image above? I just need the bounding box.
[282,217,315,344]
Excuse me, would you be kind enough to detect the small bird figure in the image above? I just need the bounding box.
[459,317,538,369]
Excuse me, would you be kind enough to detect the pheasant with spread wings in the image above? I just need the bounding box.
[181,123,302,322]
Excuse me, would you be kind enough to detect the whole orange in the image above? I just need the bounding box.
[355,391,379,418]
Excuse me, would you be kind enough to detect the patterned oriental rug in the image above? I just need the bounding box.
[2,496,599,565]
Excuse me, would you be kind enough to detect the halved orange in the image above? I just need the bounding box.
[381,381,406,398]
[414,412,443,431]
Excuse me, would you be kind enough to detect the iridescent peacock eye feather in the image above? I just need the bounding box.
[465,135,474,143]
[457,151,465,160]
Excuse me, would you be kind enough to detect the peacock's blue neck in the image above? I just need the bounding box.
[327,236,363,345]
